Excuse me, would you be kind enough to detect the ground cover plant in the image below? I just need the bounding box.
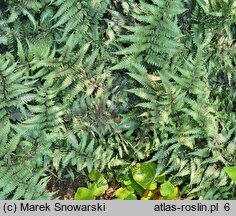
[0,0,236,200]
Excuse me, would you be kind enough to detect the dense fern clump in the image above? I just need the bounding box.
[0,0,236,200]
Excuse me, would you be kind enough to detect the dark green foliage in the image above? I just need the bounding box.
[0,0,236,200]
[112,0,236,199]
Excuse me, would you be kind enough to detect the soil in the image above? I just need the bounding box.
[97,180,122,200]
[46,175,121,200]
[46,175,87,200]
